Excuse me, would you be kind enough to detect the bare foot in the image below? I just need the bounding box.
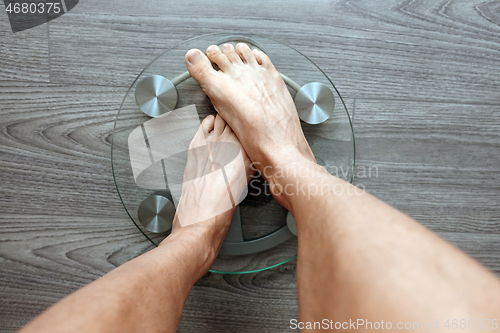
[184,43,315,186]
[171,114,253,242]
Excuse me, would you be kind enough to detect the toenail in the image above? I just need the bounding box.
[237,43,248,50]
[222,44,231,51]
[187,50,200,64]
[207,45,216,53]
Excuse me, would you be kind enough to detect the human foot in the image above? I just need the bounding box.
[171,114,253,237]
[184,43,315,177]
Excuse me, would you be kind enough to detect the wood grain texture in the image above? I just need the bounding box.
[353,99,500,234]
[0,82,129,217]
[0,215,154,331]
[46,0,500,104]
[0,0,499,332]
[0,9,50,83]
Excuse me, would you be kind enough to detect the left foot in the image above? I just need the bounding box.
[171,114,253,239]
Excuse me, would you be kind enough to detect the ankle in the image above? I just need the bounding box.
[256,149,324,211]
[161,211,234,274]
[256,143,304,169]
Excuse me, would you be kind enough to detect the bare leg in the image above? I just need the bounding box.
[184,43,500,331]
[19,115,253,333]
[20,43,500,333]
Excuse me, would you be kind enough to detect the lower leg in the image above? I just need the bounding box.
[20,114,250,333]
[184,44,500,329]
[277,160,500,328]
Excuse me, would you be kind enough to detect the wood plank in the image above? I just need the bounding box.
[353,99,500,234]
[438,232,500,274]
[180,264,298,333]
[46,0,500,103]
[0,214,153,331]
[0,82,126,217]
[0,4,50,82]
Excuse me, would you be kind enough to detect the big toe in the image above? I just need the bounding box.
[185,49,216,87]
[189,115,215,149]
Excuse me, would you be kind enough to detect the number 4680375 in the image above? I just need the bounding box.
[444,319,498,330]
[5,2,64,14]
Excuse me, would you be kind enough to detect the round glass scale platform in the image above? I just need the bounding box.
[111,32,355,274]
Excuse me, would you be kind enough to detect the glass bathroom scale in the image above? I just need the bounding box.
[111,32,355,274]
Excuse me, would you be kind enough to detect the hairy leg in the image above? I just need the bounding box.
[20,114,253,333]
[184,43,500,331]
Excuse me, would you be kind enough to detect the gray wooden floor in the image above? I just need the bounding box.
[1,0,499,332]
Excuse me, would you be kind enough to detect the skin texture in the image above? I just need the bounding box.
[20,43,500,333]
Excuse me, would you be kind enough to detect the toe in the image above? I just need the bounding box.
[185,49,217,86]
[221,44,243,64]
[206,45,232,71]
[189,117,213,149]
[201,115,215,135]
[222,122,233,135]
[236,43,257,64]
[253,49,272,67]
[213,114,227,135]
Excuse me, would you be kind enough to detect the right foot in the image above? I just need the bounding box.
[184,43,316,177]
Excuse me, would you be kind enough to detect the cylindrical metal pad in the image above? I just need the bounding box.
[138,195,175,233]
[294,82,335,124]
[135,75,178,117]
